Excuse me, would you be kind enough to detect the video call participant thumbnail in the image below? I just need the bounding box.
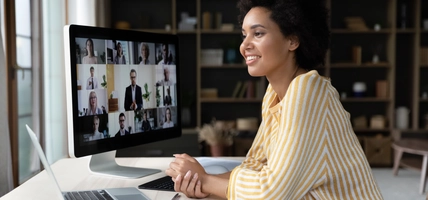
[124,69,143,111]
[115,113,130,137]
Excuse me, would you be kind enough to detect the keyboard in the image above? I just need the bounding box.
[64,190,114,200]
[138,176,175,191]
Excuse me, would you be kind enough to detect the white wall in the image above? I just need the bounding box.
[43,0,67,163]
[43,0,105,163]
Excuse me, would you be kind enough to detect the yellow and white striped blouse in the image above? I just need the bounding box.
[228,70,383,199]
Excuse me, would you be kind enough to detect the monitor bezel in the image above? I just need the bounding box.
[64,24,182,158]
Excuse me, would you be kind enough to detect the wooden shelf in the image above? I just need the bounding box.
[331,29,392,34]
[200,29,241,34]
[330,62,390,68]
[353,128,391,132]
[200,98,262,103]
[396,29,416,33]
[421,30,428,33]
[201,64,246,69]
[421,65,428,68]
[341,97,391,102]
[136,29,198,34]
[420,99,428,103]
[136,29,173,34]
[176,30,197,34]
[396,129,428,134]
[182,128,198,135]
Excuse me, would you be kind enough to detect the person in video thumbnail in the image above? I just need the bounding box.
[86,66,98,90]
[157,43,173,65]
[88,116,104,141]
[139,43,151,65]
[82,38,98,64]
[141,111,152,132]
[166,0,383,199]
[124,69,143,111]
[86,91,103,116]
[164,87,172,106]
[162,107,173,128]
[115,113,130,137]
[158,66,174,86]
[114,42,126,64]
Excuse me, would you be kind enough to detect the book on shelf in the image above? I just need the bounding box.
[238,81,248,98]
[232,80,262,99]
[246,80,255,98]
[231,81,243,98]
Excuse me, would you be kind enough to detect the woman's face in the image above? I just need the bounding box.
[142,45,149,59]
[86,40,93,55]
[166,109,171,121]
[90,93,97,107]
[240,7,292,77]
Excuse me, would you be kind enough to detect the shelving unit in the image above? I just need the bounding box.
[108,0,265,128]
[326,0,396,138]
[108,0,428,138]
[403,0,428,133]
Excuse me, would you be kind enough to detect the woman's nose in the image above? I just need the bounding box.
[241,37,253,50]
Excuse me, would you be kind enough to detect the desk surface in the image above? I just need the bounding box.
[1,157,243,200]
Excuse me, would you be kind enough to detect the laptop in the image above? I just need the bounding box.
[25,124,151,200]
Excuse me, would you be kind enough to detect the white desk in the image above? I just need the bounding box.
[1,157,243,200]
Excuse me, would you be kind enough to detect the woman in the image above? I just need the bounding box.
[166,0,383,199]
[139,43,150,64]
[114,42,126,64]
[86,91,103,116]
[82,38,98,64]
[88,116,104,141]
[162,107,174,128]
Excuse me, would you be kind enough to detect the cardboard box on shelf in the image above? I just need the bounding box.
[352,46,362,65]
[364,135,392,166]
[201,49,223,66]
[420,47,428,65]
[353,115,367,128]
[376,80,388,98]
[201,88,218,98]
[370,115,386,129]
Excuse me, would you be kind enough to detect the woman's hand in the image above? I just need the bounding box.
[173,171,209,198]
[167,154,206,178]
[166,154,210,198]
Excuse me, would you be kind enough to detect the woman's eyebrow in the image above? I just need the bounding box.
[242,24,266,32]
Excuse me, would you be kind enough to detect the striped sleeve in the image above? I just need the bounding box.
[228,73,329,199]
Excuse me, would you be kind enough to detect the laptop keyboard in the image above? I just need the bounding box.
[64,190,114,200]
[138,176,175,191]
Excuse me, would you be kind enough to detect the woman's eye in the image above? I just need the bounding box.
[241,35,247,40]
[255,32,264,37]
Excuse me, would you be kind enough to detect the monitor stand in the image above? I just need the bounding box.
[89,150,161,179]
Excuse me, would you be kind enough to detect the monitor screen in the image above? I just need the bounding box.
[64,24,181,178]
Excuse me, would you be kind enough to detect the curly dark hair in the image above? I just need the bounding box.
[237,0,330,70]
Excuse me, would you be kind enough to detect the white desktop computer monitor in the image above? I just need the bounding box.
[63,24,182,178]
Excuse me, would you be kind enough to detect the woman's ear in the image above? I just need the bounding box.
[288,36,300,51]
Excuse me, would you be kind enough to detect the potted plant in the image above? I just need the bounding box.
[198,118,235,156]
[142,83,151,102]
[101,74,107,88]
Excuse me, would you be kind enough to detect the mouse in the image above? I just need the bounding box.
[204,165,229,175]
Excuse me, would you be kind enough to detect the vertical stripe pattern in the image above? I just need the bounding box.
[228,70,383,200]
